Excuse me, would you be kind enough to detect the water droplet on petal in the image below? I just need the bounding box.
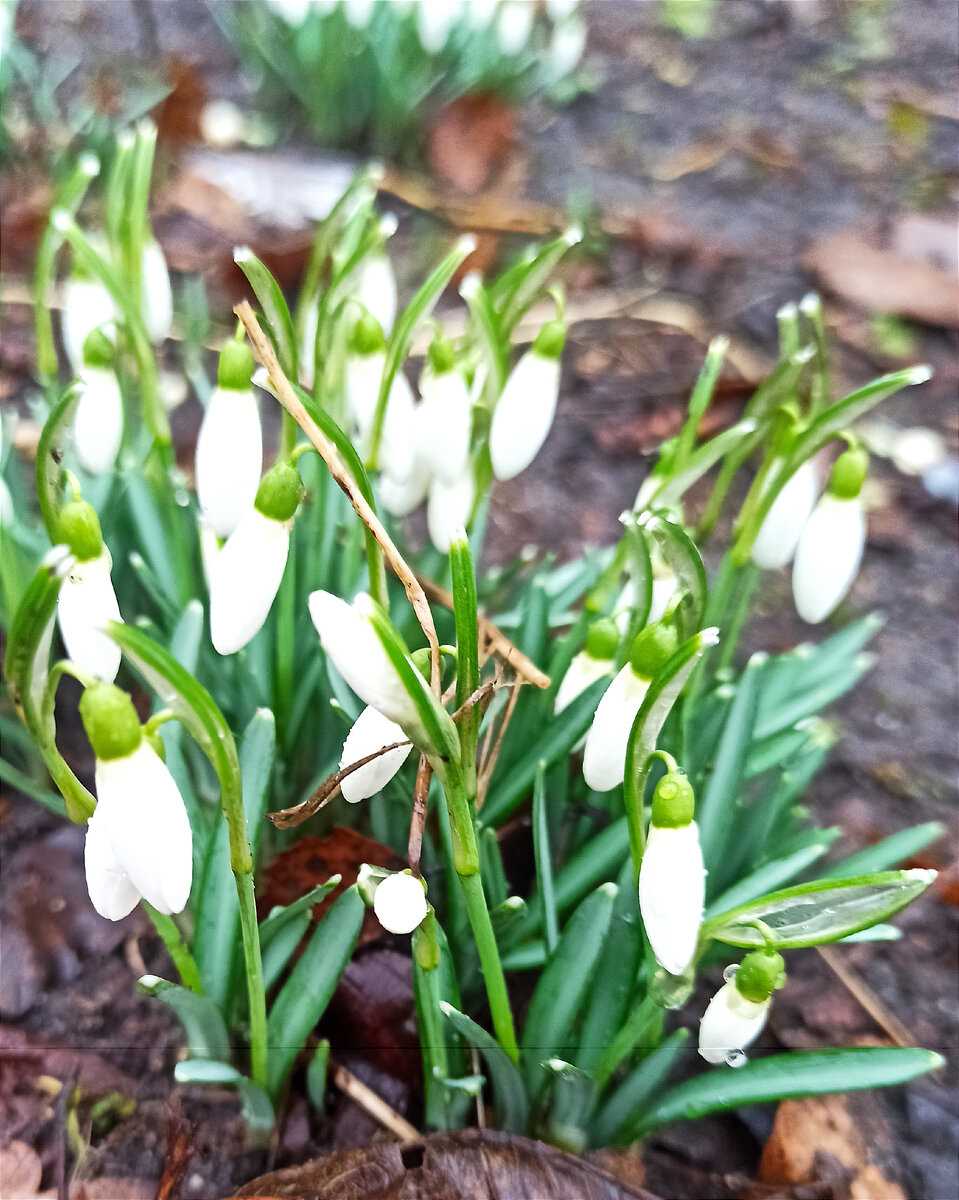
[725,1048,747,1069]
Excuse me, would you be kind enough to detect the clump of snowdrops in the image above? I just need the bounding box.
[0,127,945,1147]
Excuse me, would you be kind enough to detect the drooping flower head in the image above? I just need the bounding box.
[56,499,123,682]
[699,948,786,1066]
[418,331,473,485]
[73,329,123,476]
[372,869,429,935]
[339,705,413,804]
[751,457,819,570]
[555,617,618,715]
[345,310,416,481]
[489,315,566,482]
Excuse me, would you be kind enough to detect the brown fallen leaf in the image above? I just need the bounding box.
[428,93,517,195]
[0,1139,43,1198]
[804,230,959,329]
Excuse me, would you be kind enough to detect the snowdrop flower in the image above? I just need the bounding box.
[141,237,173,346]
[463,0,497,30]
[379,449,431,516]
[548,15,586,77]
[751,458,819,570]
[299,300,319,388]
[583,620,678,792]
[195,338,262,538]
[80,683,192,919]
[546,0,578,18]
[73,330,123,475]
[555,618,618,714]
[61,266,117,374]
[489,317,565,481]
[639,769,705,976]
[792,447,868,624]
[699,949,786,1066]
[340,706,413,803]
[308,590,421,729]
[428,469,474,553]
[372,870,429,935]
[345,312,416,480]
[496,0,534,56]
[209,462,301,655]
[266,0,312,21]
[343,0,375,28]
[56,500,122,682]
[418,334,472,484]
[416,0,461,53]
[353,247,397,336]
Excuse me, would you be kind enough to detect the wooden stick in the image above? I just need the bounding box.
[816,945,916,1049]
[331,1062,421,1142]
[407,753,432,875]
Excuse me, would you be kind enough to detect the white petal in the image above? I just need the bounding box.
[496,0,534,55]
[141,239,173,345]
[346,351,385,445]
[95,741,193,914]
[649,573,678,623]
[198,518,221,588]
[73,368,123,474]
[340,706,413,803]
[639,821,706,977]
[343,0,374,28]
[195,387,263,538]
[84,814,141,920]
[554,650,613,715]
[57,551,122,681]
[751,460,819,570]
[792,494,866,624]
[549,16,587,76]
[373,872,428,934]
[489,350,561,481]
[582,665,649,792]
[417,0,461,51]
[61,278,117,372]
[299,301,319,389]
[308,590,420,728]
[418,368,473,484]
[698,979,770,1065]
[427,471,474,553]
[210,509,290,654]
[353,253,397,336]
[379,454,431,517]
[381,372,417,482]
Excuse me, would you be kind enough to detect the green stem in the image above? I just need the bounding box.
[713,563,759,675]
[142,903,202,993]
[594,994,662,1088]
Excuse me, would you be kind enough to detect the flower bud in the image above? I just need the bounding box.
[751,458,819,570]
[372,870,428,935]
[419,351,473,485]
[79,683,142,761]
[489,321,565,481]
[352,251,397,337]
[427,471,474,554]
[59,500,104,562]
[74,359,124,475]
[195,346,263,538]
[791,485,866,624]
[141,238,173,346]
[699,950,786,1066]
[555,619,617,716]
[255,461,302,522]
[629,620,678,677]
[61,269,117,373]
[57,540,123,682]
[417,0,460,53]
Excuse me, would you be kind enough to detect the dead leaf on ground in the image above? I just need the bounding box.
[0,1140,43,1198]
[804,230,959,329]
[428,94,517,195]
[325,948,417,1084]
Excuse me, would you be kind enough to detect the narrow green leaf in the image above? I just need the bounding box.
[704,843,829,918]
[496,227,581,333]
[259,877,342,946]
[673,336,729,468]
[651,419,756,511]
[413,920,470,1131]
[540,1059,596,1154]
[172,1060,274,1137]
[590,1029,689,1147]
[440,1003,529,1133]
[261,912,311,993]
[306,1039,330,1113]
[137,974,231,1061]
[823,822,945,879]
[532,762,559,954]
[35,383,83,540]
[234,247,297,379]
[639,513,707,639]
[754,653,873,742]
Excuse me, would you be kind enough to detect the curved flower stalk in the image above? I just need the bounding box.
[489,316,565,481]
[80,682,192,919]
[371,869,430,935]
[699,949,786,1066]
[339,705,413,803]
[583,620,678,792]
[555,618,618,714]
[56,500,122,682]
[639,767,705,977]
[73,330,123,475]
[428,470,475,554]
[792,447,868,624]
[195,338,263,538]
[141,238,173,346]
[751,458,819,570]
[209,462,301,655]
[418,333,473,485]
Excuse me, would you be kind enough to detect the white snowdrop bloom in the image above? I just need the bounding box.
[74,366,123,475]
[751,458,819,570]
[195,341,262,538]
[344,314,415,481]
[141,238,173,346]
[343,0,375,28]
[792,492,866,623]
[548,15,586,77]
[463,0,497,30]
[58,553,122,682]
[379,370,418,482]
[0,476,12,528]
[200,98,246,148]
[698,950,785,1066]
[79,683,193,919]
[489,319,565,481]
[308,590,421,729]
[340,706,413,803]
[353,251,397,336]
[345,347,386,435]
[373,871,428,935]
[61,277,117,373]
[266,0,312,21]
[638,773,705,976]
[555,618,618,715]
[198,518,221,588]
[427,470,474,553]
[546,0,578,18]
[379,452,431,516]
[496,0,534,56]
[299,300,319,388]
[417,0,461,53]
[209,463,300,655]
[418,355,472,484]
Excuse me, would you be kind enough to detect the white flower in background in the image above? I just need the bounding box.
[73,330,123,475]
[344,311,416,481]
[197,517,220,588]
[418,336,472,484]
[613,569,678,635]
[353,246,397,336]
[462,0,497,31]
[339,706,413,803]
[548,15,586,77]
[195,339,263,538]
[699,949,786,1066]
[416,0,461,53]
[638,771,705,976]
[56,500,122,682]
[265,0,312,24]
[61,273,117,374]
[80,683,192,919]
[489,317,565,481]
[209,463,301,655]
[343,0,375,28]
[373,870,429,934]
[141,238,173,346]
[299,300,319,388]
[379,450,431,516]
[308,590,421,729]
[583,621,678,792]
[751,458,819,570]
[792,447,868,624]
[496,0,534,55]
[546,0,578,19]
[555,618,618,714]
[428,470,474,553]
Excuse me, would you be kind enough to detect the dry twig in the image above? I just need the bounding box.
[331,1062,420,1143]
[816,946,916,1049]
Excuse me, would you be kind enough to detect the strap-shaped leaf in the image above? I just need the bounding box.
[638,513,707,639]
[702,868,937,949]
[704,842,829,919]
[823,821,945,879]
[532,762,559,954]
[234,247,297,380]
[413,920,471,1131]
[590,1029,689,1147]
[261,912,311,993]
[440,1003,529,1134]
[172,1059,274,1137]
[540,1059,596,1154]
[494,227,581,334]
[259,877,342,947]
[137,975,231,1061]
[636,1047,943,1135]
[648,419,756,512]
[673,336,729,468]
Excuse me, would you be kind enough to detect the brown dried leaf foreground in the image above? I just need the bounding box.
[233,1129,660,1200]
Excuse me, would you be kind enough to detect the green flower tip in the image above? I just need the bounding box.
[736,948,786,1003]
[629,620,679,678]
[79,682,142,762]
[348,310,386,357]
[82,327,116,369]
[412,912,440,971]
[58,500,104,561]
[217,338,255,390]
[651,770,695,828]
[427,333,456,376]
[585,617,618,661]
[829,445,869,499]
[255,462,302,522]
[533,318,566,360]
